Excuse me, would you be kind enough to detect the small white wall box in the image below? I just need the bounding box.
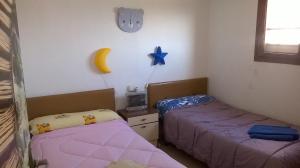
[126,92,147,111]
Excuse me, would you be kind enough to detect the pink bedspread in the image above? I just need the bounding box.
[31,119,185,168]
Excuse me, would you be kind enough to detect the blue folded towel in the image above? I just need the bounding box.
[250,134,299,141]
[248,125,299,141]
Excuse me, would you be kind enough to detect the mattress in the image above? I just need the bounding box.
[31,119,185,168]
[163,100,300,168]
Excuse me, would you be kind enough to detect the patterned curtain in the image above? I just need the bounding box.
[0,0,30,167]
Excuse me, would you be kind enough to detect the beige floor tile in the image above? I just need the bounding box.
[159,144,208,168]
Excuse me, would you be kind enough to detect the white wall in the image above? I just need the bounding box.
[16,0,209,109]
[208,0,300,125]
[18,0,300,125]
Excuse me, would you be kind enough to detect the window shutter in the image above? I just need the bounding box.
[264,0,300,53]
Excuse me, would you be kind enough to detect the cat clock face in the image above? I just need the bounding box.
[118,7,144,33]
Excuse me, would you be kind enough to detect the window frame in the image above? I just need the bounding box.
[254,0,300,65]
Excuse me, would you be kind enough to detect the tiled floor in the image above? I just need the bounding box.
[159,144,207,168]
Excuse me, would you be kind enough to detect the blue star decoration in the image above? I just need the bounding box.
[150,46,168,65]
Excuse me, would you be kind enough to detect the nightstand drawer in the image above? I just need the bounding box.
[128,113,158,126]
[131,122,158,141]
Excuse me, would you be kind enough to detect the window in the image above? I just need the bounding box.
[255,0,300,65]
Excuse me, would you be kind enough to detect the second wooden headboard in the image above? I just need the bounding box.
[147,78,208,111]
[27,89,115,120]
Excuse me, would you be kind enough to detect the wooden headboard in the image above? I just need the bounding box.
[27,89,115,120]
[147,78,208,110]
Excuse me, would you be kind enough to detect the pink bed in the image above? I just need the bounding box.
[31,119,185,168]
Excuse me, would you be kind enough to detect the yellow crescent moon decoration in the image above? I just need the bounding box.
[95,48,111,73]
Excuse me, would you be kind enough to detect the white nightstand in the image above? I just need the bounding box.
[117,109,159,146]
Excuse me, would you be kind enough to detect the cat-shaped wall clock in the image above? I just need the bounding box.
[117,7,144,33]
